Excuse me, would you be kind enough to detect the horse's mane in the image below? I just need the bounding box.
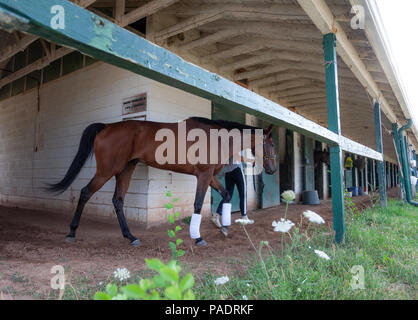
[190,117,264,133]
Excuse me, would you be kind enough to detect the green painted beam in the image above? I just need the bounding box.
[0,0,384,162]
[323,33,345,244]
[374,101,387,207]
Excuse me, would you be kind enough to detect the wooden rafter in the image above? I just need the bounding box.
[0,0,178,89]
[0,0,96,65]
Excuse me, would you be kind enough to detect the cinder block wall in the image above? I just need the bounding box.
[0,62,211,227]
[293,132,304,202]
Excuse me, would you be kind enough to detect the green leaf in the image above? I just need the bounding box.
[175,225,182,232]
[153,275,167,288]
[168,214,175,224]
[160,267,179,283]
[167,260,181,273]
[173,198,179,203]
[184,289,196,300]
[166,191,172,197]
[94,292,112,300]
[165,286,182,300]
[106,283,118,297]
[145,258,165,271]
[112,293,128,300]
[165,203,174,210]
[176,238,183,246]
[121,284,146,299]
[139,278,153,291]
[177,250,185,257]
[179,274,195,292]
[149,290,161,300]
[169,241,177,251]
[168,229,176,238]
[174,211,180,219]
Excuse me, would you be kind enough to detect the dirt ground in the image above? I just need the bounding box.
[0,190,396,299]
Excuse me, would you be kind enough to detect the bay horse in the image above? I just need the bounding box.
[46,117,277,247]
[314,148,330,168]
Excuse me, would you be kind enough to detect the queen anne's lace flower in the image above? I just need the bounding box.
[113,268,130,281]
[214,276,229,285]
[281,190,296,202]
[303,210,325,224]
[314,250,331,260]
[272,218,295,233]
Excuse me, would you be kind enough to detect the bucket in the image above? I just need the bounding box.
[351,187,359,197]
[302,190,320,205]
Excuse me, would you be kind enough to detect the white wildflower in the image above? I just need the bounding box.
[214,276,229,285]
[272,218,295,233]
[113,268,130,281]
[242,295,249,300]
[314,250,331,260]
[303,210,325,225]
[281,190,296,203]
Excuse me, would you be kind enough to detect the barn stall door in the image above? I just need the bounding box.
[211,103,245,213]
[261,125,280,208]
[304,136,315,191]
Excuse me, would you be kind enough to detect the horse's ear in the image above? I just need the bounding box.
[265,124,273,136]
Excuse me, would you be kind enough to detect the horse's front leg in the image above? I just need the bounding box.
[190,172,213,246]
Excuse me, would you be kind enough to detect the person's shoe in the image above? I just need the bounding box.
[241,215,254,224]
[211,213,222,228]
[221,226,228,237]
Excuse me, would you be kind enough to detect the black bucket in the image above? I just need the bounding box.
[302,190,320,205]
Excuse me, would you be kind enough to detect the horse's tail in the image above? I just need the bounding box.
[46,123,106,194]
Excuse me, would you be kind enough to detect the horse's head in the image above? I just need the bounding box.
[314,148,330,168]
[262,125,277,175]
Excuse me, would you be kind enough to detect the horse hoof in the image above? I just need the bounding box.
[66,236,75,243]
[130,239,140,247]
[195,239,207,247]
[221,227,228,237]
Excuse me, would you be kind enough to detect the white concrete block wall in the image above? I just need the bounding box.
[0,62,210,227]
[293,132,304,202]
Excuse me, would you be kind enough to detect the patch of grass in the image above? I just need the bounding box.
[195,200,417,300]
[10,273,29,284]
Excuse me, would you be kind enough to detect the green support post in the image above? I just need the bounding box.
[323,33,345,244]
[392,123,405,200]
[374,101,387,207]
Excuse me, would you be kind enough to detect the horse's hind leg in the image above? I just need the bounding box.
[113,160,139,246]
[66,174,110,242]
[190,171,213,247]
[210,176,232,236]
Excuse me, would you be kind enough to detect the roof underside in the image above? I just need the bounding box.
[0,0,416,161]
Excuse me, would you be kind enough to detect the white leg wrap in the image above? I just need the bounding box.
[189,213,202,239]
[222,203,232,226]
